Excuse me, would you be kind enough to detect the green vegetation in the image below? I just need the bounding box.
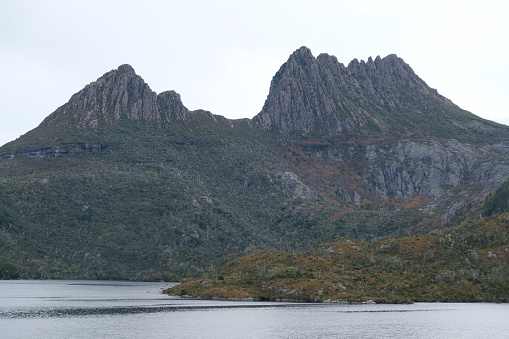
[0,113,452,280]
[483,181,509,217]
[166,214,509,303]
[0,258,19,279]
[141,272,181,282]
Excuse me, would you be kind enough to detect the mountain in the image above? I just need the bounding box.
[41,64,189,129]
[252,47,509,225]
[1,47,509,279]
[254,47,508,142]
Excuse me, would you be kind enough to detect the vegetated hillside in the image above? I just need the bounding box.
[0,116,321,278]
[1,47,509,279]
[165,213,509,303]
[0,115,430,279]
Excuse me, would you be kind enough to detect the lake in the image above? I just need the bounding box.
[1,280,508,338]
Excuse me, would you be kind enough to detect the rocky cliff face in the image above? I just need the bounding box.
[285,137,509,225]
[41,64,189,129]
[363,140,509,201]
[253,47,508,142]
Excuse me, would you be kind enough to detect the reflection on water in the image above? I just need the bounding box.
[1,280,509,339]
[1,300,452,319]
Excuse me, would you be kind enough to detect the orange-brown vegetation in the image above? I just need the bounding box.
[166,214,509,303]
[403,195,432,209]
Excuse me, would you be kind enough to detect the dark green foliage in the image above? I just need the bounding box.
[483,180,509,217]
[0,119,322,278]
[0,113,448,279]
[141,272,181,282]
[0,258,19,279]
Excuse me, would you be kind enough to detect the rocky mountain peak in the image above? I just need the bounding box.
[116,63,136,74]
[252,48,389,136]
[289,46,315,62]
[253,47,505,141]
[157,90,189,121]
[41,64,189,129]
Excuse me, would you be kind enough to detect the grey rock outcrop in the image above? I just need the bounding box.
[362,140,509,203]
[41,64,189,129]
[273,171,314,199]
[157,90,189,121]
[295,137,509,223]
[253,47,509,142]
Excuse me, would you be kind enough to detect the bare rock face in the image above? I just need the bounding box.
[253,47,508,142]
[273,171,314,199]
[251,47,509,224]
[289,137,509,224]
[363,140,509,213]
[157,90,189,121]
[253,46,429,136]
[41,64,189,129]
[254,47,349,136]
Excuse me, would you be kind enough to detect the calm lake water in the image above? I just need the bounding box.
[1,280,508,338]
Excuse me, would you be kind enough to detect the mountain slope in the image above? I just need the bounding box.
[1,48,509,279]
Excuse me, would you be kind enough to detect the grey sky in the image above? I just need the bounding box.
[1,0,508,146]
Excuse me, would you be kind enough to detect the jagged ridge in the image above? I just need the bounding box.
[34,48,509,143]
[41,64,189,129]
[253,47,508,142]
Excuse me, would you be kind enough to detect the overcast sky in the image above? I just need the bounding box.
[1,0,508,146]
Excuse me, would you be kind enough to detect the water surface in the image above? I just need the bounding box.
[1,280,508,338]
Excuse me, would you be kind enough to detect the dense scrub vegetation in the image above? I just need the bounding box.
[0,117,437,279]
[0,258,19,279]
[166,214,509,303]
[483,181,509,217]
